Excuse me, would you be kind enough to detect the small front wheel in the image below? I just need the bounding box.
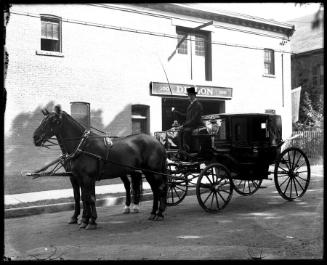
[232,179,263,196]
[274,147,310,201]
[166,163,188,206]
[196,163,233,213]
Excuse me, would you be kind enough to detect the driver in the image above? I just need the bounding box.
[172,87,203,152]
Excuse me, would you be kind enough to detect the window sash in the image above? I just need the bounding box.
[41,21,59,40]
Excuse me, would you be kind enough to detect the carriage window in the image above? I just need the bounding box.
[41,15,62,52]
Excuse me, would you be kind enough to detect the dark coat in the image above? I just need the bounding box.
[176,100,203,128]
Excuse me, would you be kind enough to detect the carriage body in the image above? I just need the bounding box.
[203,113,283,180]
[156,112,310,211]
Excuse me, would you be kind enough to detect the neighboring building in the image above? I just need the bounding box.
[289,13,324,124]
[5,4,294,176]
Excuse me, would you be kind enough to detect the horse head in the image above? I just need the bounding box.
[33,105,63,146]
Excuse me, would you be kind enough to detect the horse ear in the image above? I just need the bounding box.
[42,108,49,116]
[54,105,62,115]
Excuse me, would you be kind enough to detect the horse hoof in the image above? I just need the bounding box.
[154,215,164,221]
[68,217,78,224]
[79,222,88,229]
[85,223,97,230]
[148,214,156,220]
[77,219,82,225]
[123,208,130,214]
[132,207,139,213]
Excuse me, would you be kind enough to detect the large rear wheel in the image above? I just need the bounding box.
[196,163,233,213]
[274,147,310,201]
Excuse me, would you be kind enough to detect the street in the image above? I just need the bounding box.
[5,166,323,260]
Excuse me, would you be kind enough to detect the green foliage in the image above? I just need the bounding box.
[293,91,323,131]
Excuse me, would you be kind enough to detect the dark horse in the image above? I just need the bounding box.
[33,105,168,230]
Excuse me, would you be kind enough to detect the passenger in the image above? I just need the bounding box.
[167,120,180,148]
[172,87,203,152]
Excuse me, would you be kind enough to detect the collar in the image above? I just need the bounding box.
[190,98,197,105]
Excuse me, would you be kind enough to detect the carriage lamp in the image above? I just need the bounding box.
[253,146,259,157]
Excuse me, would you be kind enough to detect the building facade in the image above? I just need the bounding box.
[289,13,324,127]
[5,4,294,175]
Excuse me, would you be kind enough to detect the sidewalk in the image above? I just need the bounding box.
[5,182,151,206]
[5,182,152,219]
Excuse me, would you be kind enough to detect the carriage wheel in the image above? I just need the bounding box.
[196,163,233,213]
[232,179,263,196]
[166,163,188,206]
[274,147,310,201]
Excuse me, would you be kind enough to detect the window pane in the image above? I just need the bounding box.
[177,33,187,54]
[53,23,59,40]
[41,22,46,38]
[195,34,205,56]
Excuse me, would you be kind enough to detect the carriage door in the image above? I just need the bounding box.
[231,117,248,145]
[132,105,150,134]
[70,101,90,129]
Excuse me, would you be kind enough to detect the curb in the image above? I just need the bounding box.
[5,192,154,219]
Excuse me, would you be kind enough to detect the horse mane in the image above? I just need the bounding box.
[61,111,87,132]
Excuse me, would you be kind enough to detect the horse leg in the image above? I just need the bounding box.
[155,175,168,221]
[68,176,81,224]
[121,175,131,214]
[131,172,142,213]
[86,179,98,230]
[145,175,159,220]
[79,181,91,229]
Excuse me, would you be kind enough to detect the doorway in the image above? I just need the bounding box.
[161,98,225,130]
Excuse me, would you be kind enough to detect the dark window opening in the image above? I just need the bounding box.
[264,49,275,75]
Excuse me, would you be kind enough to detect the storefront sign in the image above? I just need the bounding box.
[150,82,232,99]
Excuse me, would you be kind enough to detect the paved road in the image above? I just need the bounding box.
[4,167,323,260]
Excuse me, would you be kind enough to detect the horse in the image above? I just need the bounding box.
[33,105,168,230]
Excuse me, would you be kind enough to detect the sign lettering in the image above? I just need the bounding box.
[150,82,232,99]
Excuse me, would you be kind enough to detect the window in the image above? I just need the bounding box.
[41,15,61,52]
[132,105,149,134]
[175,27,212,81]
[312,64,324,88]
[177,32,188,54]
[264,49,275,75]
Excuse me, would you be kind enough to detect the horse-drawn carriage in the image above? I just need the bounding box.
[155,112,311,212]
[28,107,310,228]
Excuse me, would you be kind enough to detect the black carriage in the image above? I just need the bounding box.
[155,113,311,213]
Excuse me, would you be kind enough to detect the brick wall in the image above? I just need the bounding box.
[5,4,293,189]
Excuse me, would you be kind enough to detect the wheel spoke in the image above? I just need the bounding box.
[293,152,303,170]
[217,190,227,203]
[282,177,291,195]
[214,191,220,209]
[278,165,289,174]
[279,175,291,187]
[205,174,213,185]
[203,190,214,205]
[293,178,299,197]
[293,176,305,191]
[297,175,309,183]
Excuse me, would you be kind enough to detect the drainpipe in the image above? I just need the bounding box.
[281,53,284,107]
